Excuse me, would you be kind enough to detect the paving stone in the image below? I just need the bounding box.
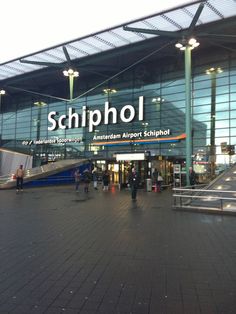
[0,185,236,313]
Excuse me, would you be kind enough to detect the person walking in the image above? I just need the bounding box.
[92,169,98,190]
[152,168,159,192]
[74,168,81,192]
[189,166,196,188]
[102,170,110,191]
[83,169,91,193]
[15,165,25,192]
[128,167,140,200]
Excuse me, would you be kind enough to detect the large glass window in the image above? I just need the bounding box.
[1,51,236,168]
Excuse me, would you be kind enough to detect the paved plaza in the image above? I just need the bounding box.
[0,184,236,314]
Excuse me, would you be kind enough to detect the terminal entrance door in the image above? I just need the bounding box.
[108,160,148,188]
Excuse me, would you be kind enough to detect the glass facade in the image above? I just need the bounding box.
[1,49,236,180]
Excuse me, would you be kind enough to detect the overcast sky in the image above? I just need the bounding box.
[0,0,192,64]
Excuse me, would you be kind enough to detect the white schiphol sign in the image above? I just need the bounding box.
[48,96,144,132]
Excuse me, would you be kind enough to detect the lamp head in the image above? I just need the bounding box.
[63,69,79,77]
[175,37,200,51]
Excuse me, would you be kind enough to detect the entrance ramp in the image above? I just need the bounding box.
[0,159,89,189]
[173,164,236,215]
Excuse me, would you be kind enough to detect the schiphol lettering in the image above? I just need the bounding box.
[144,129,170,137]
[48,96,144,132]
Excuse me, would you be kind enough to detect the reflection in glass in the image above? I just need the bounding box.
[206,67,223,178]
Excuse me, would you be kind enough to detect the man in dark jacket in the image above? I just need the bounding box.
[83,169,91,193]
[102,170,110,191]
[128,167,140,200]
[189,167,196,188]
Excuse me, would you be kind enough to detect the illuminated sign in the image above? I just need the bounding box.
[116,153,145,161]
[22,137,82,146]
[48,96,144,132]
[93,133,186,146]
[93,129,170,141]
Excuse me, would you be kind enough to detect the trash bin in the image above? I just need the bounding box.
[146,178,152,192]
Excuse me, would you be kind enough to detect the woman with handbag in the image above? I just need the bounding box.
[153,168,163,192]
[157,173,163,192]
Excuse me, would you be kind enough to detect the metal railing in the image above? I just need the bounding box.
[173,186,236,213]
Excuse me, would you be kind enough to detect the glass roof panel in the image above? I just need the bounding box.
[115,27,151,43]
[211,0,236,18]
[190,5,220,24]
[148,10,192,29]
[108,30,131,44]
[39,49,66,62]
[15,60,37,70]
[130,16,179,32]
[165,7,197,28]
[80,36,114,52]
[94,31,129,48]
[65,45,88,59]
[22,51,64,64]
[0,65,22,78]
[72,40,103,54]
[4,64,24,74]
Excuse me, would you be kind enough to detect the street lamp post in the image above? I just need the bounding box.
[34,101,47,140]
[184,44,192,184]
[175,38,199,185]
[122,1,204,186]
[0,89,6,148]
[206,67,223,178]
[63,69,79,101]
[0,89,6,112]
[33,101,47,165]
[103,88,117,160]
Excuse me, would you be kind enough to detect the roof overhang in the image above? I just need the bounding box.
[0,0,236,83]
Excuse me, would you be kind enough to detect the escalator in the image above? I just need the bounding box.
[173,164,236,214]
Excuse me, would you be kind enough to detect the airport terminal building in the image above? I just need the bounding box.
[0,0,236,186]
